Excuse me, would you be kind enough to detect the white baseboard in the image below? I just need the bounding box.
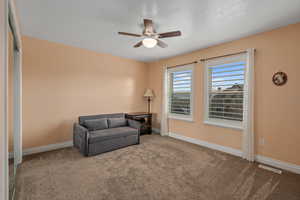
[168,132,300,174]
[255,155,300,175]
[9,140,73,159]
[168,132,243,157]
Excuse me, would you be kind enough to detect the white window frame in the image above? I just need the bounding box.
[167,64,195,122]
[203,53,247,130]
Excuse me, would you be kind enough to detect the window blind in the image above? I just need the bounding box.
[208,61,245,121]
[169,69,192,116]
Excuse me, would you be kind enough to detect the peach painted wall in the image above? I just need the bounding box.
[147,23,300,165]
[22,36,149,149]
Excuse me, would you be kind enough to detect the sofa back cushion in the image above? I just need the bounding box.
[108,118,127,128]
[83,118,108,131]
[79,113,125,125]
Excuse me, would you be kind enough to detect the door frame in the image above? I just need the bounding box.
[0,0,22,199]
[9,0,23,166]
[0,0,9,199]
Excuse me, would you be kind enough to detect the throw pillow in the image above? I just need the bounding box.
[83,118,108,131]
[108,118,127,128]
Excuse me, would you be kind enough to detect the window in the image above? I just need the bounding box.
[168,65,194,121]
[204,54,247,129]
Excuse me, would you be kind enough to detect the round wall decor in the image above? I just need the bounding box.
[272,71,287,86]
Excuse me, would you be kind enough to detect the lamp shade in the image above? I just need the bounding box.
[144,89,154,97]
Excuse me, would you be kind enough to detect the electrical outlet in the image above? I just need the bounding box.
[259,138,265,146]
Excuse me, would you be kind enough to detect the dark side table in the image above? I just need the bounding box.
[126,112,152,134]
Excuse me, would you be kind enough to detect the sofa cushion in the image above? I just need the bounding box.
[89,127,138,143]
[83,118,108,131]
[79,113,125,125]
[108,118,127,128]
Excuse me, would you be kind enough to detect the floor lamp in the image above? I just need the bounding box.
[144,89,154,113]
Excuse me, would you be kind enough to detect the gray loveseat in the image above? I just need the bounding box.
[73,113,141,156]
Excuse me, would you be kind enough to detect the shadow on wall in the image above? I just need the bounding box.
[151,113,160,130]
[49,119,77,143]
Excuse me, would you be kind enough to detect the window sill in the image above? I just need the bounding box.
[168,115,194,122]
[204,120,243,131]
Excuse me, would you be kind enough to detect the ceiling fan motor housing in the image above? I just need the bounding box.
[143,29,156,37]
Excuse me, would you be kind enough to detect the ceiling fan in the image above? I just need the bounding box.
[118,19,182,48]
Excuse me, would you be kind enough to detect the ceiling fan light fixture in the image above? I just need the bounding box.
[118,19,181,48]
[142,38,157,48]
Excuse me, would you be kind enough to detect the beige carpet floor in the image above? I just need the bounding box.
[16,134,300,200]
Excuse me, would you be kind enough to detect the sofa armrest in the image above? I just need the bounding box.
[73,123,89,156]
[128,119,141,144]
[128,119,142,130]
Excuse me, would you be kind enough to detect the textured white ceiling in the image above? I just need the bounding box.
[16,0,300,62]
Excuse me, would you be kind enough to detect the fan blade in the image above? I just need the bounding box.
[158,31,181,38]
[133,41,143,48]
[157,39,168,48]
[118,32,142,37]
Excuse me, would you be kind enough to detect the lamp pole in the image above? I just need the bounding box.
[147,97,151,113]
